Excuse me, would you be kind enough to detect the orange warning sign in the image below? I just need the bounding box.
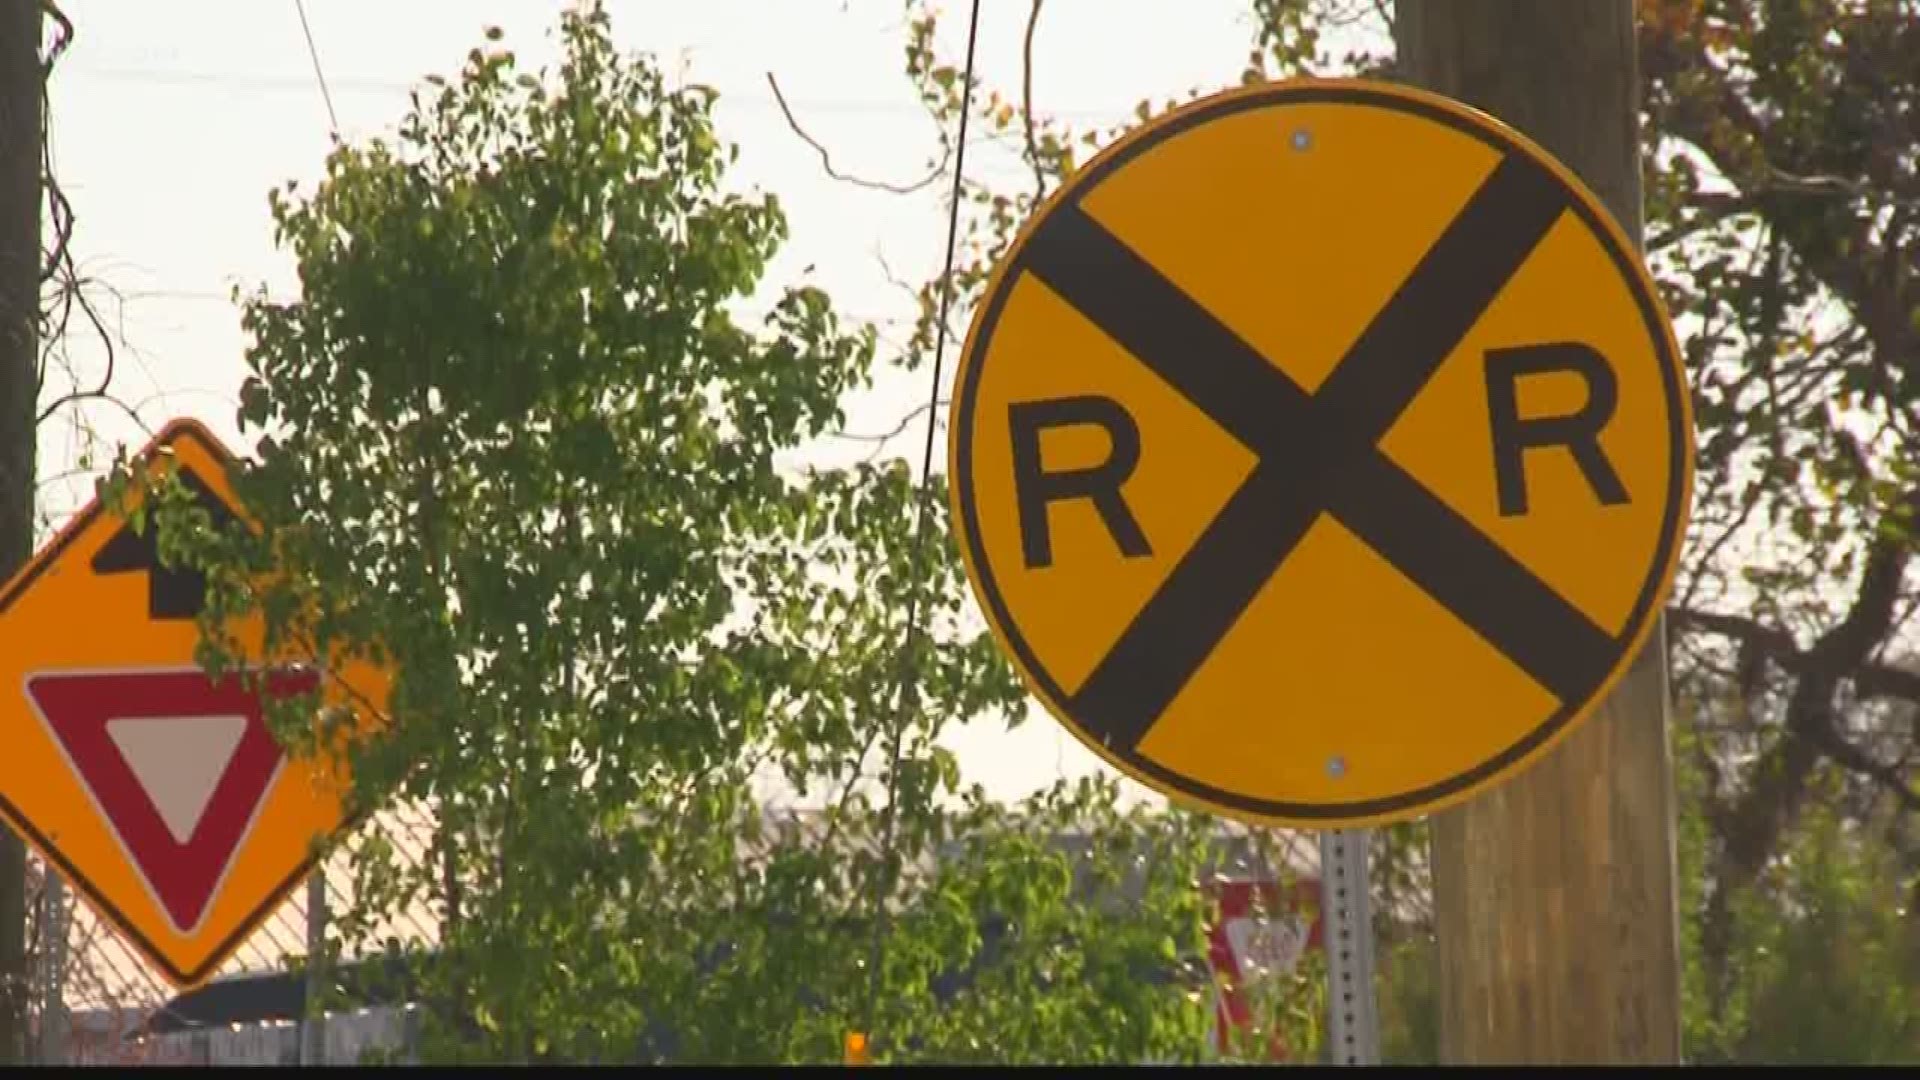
[0,418,391,987]
[948,79,1694,828]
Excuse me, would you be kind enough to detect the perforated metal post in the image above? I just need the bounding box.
[1318,829,1380,1065]
[301,869,328,1066]
[36,872,67,1065]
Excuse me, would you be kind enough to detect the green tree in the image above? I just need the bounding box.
[123,2,1252,1064]
[1674,688,1919,1062]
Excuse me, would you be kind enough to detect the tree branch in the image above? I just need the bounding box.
[1640,23,1915,364]
[1673,606,1920,705]
[1809,721,1920,813]
[1679,483,1920,943]
[830,397,945,445]
[36,278,117,424]
[36,3,145,453]
[1019,0,1048,206]
[765,72,950,194]
[1647,190,1751,253]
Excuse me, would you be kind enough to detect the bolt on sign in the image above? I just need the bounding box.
[948,79,1696,828]
[0,418,391,987]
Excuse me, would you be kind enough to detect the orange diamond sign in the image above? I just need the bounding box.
[0,418,390,987]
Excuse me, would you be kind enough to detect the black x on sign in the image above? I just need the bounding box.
[948,80,1694,828]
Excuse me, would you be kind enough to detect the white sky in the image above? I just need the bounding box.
[39,0,1318,806]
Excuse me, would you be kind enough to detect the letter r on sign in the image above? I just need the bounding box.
[1484,342,1631,517]
[1009,395,1152,569]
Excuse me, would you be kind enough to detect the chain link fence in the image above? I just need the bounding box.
[24,801,443,1065]
[16,799,1375,1064]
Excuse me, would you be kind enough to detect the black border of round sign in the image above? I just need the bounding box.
[947,77,1695,828]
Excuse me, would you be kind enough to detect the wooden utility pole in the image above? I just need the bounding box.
[0,0,42,1064]
[1394,1,1684,1065]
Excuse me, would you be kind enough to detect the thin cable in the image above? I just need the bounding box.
[861,0,984,1048]
[292,0,340,136]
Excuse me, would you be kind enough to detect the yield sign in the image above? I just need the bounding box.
[27,667,316,936]
[1204,877,1322,1061]
[0,418,391,987]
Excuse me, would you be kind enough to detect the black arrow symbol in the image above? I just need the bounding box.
[90,466,240,621]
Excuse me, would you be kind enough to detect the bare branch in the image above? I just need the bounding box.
[34,2,150,455]
[40,1,72,70]
[37,276,117,423]
[1020,0,1048,205]
[1647,190,1751,252]
[766,72,949,195]
[873,247,929,309]
[39,134,72,284]
[831,398,947,446]
[33,464,107,492]
[1640,25,1916,361]
[36,387,147,432]
[1674,478,1920,911]
[874,246,963,367]
[1810,721,1920,813]
[1673,606,1920,705]
[1677,483,1761,614]
[1759,166,1880,200]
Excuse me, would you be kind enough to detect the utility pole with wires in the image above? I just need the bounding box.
[0,0,45,1064]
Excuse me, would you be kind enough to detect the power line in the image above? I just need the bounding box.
[80,67,1135,123]
[862,0,984,1047]
[291,0,339,135]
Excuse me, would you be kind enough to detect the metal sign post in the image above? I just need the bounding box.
[300,869,328,1066]
[1319,829,1380,1065]
[38,870,69,1065]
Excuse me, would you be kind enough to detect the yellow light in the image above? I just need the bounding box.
[844,1032,870,1065]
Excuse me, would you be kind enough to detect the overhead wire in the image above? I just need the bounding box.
[83,66,1131,123]
[861,0,985,1048]
[291,0,340,136]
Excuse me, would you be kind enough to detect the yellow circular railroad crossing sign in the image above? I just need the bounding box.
[948,79,1695,828]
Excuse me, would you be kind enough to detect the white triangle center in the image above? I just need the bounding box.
[106,715,248,845]
[1224,915,1310,982]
